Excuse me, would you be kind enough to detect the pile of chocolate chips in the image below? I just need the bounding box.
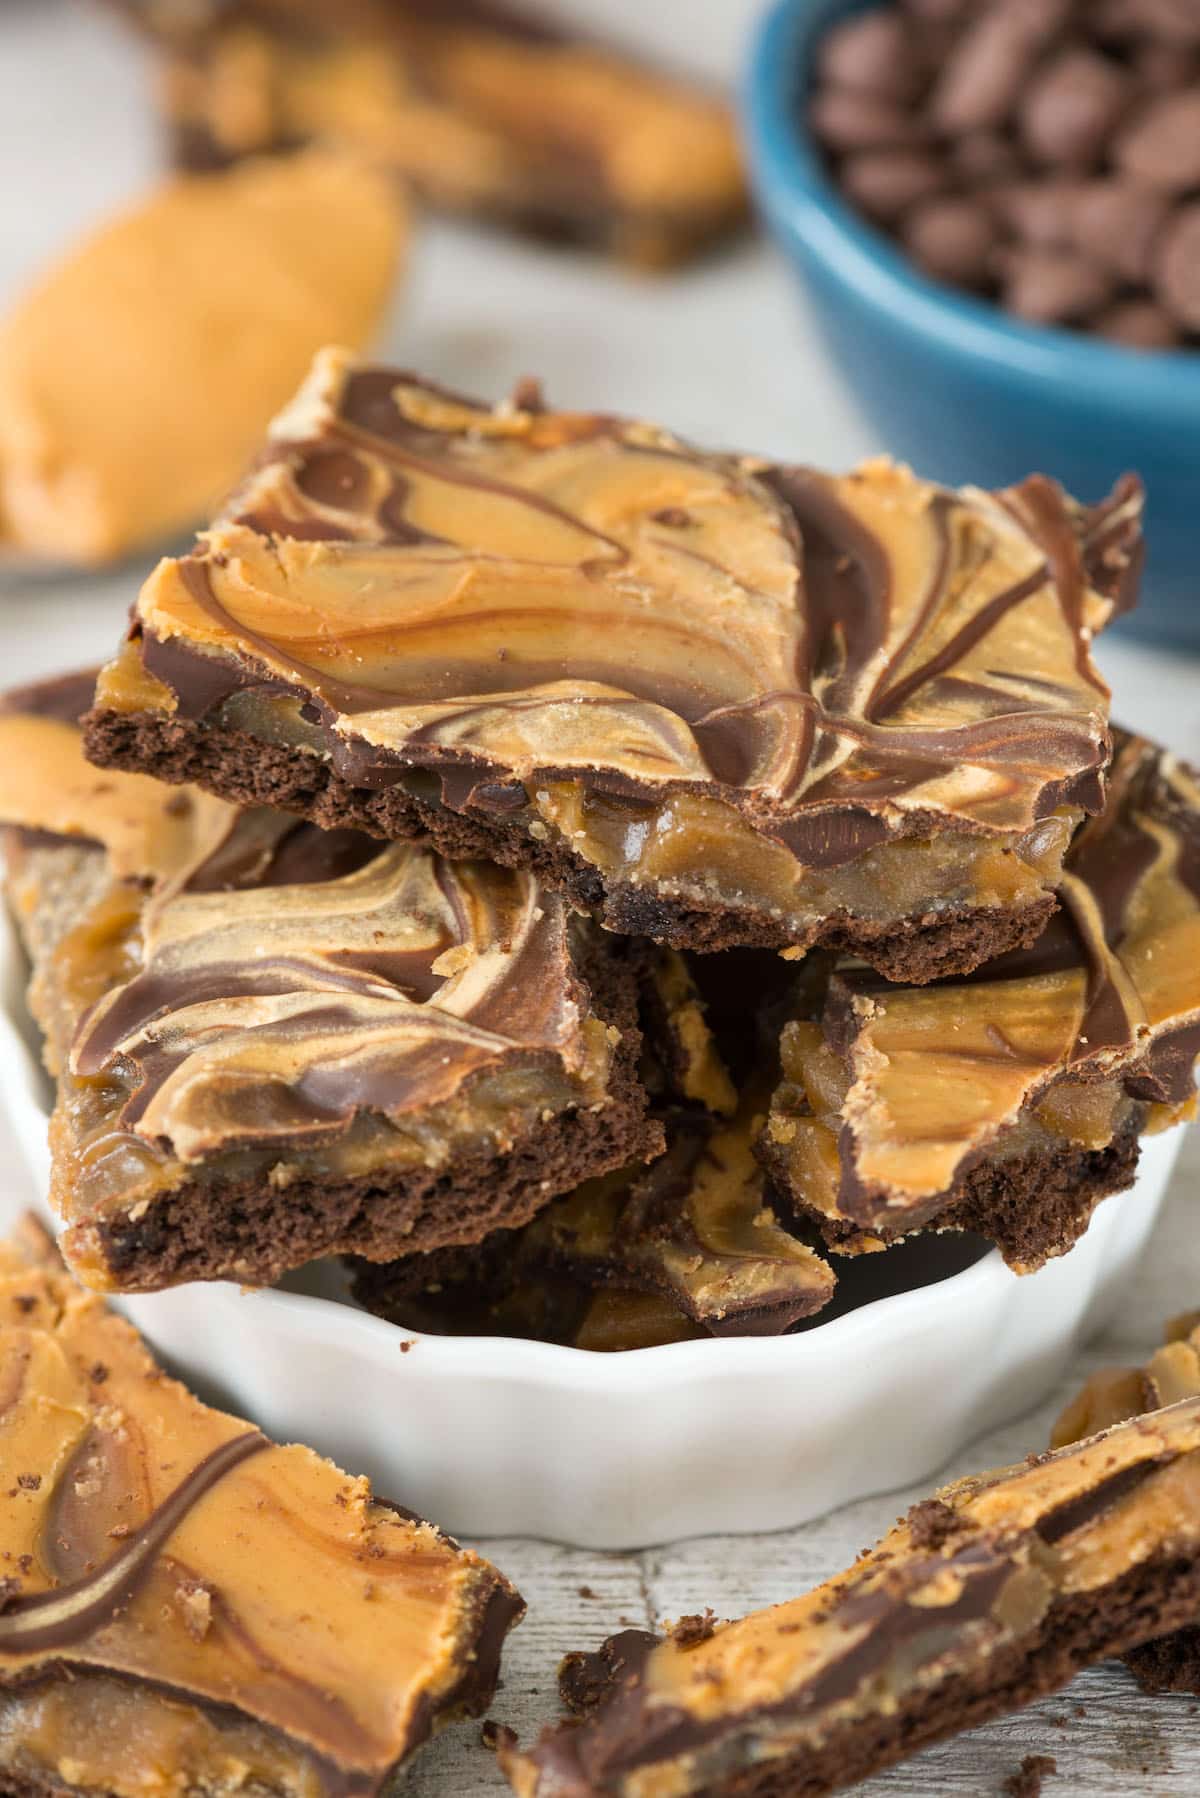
[809,0,1200,349]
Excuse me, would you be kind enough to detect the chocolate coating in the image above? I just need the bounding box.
[86,350,1142,970]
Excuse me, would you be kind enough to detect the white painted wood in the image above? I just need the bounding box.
[0,7,1197,1791]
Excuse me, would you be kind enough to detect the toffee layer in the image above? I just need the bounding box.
[0,674,656,1293]
[762,731,1200,1268]
[0,1215,522,1798]
[86,351,1142,975]
[118,0,747,268]
[502,1398,1200,1798]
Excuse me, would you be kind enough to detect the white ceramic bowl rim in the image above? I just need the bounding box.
[744,0,1200,418]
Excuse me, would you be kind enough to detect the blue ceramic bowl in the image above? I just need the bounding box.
[744,0,1200,649]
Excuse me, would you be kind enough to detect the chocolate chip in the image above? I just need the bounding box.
[840,148,951,221]
[1071,179,1171,280]
[811,88,931,153]
[950,131,1025,185]
[817,10,923,103]
[929,0,1072,135]
[1000,247,1115,323]
[16,1474,41,1492]
[1116,89,1200,189]
[901,0,968,19]
[904,195,996,285]
[811,0,1200,349]
[1095,299,1182,348]
[1134,41,1200,93]
[1019,47,1132,166]
[1154,200,1200,329]
[993,179,1084,249]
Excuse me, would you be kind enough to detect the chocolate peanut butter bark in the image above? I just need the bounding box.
[0,1213,522,1798]
[501,1398,1200,1798]
[0,672,657,1293]
[84,350,1142,980]
[1054,1311,1200,1695]
[762,730,1200,1269]
[110,0,746,268]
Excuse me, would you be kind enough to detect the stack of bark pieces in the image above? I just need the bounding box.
[1,349,1197,1348]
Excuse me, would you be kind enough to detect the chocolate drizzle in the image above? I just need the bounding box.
[0,1432,267,1655]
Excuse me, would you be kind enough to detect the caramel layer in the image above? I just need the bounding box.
[0,1217,522,1798]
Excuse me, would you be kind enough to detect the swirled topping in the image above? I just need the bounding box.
[93,351,1141,961]
[502,1399,1200,1798]
[0,1216,522,1798]
[129,350,1134,831]
[765,733,1200,1254]
[70,817,596,1163]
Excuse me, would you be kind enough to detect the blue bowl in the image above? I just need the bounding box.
[744,0,1200,650]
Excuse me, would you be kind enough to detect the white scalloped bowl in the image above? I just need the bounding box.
[0,903,1183,1549]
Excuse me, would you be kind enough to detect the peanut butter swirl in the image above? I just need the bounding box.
[0,1216,523,1798]
[93,350,1140,960]
[69,817,597,1163]
[502,1398,1200,1798]
[765,732,1200,1257]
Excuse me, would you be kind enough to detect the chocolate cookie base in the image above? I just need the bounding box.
[1125,1627,1200,1696]
[554,1556,1200,1798]
[82,707,1058,982]
[66,935,660,1294]
[762,1119,1141,1272]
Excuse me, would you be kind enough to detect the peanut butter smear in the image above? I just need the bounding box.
[119,0,747,268]
[765,732,1200,1258]
[93,350,1142,960]
[0,674,628,1292]
[502,1399,1200,1798]
[0,156,404,566]
[0,1216,523,1798]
